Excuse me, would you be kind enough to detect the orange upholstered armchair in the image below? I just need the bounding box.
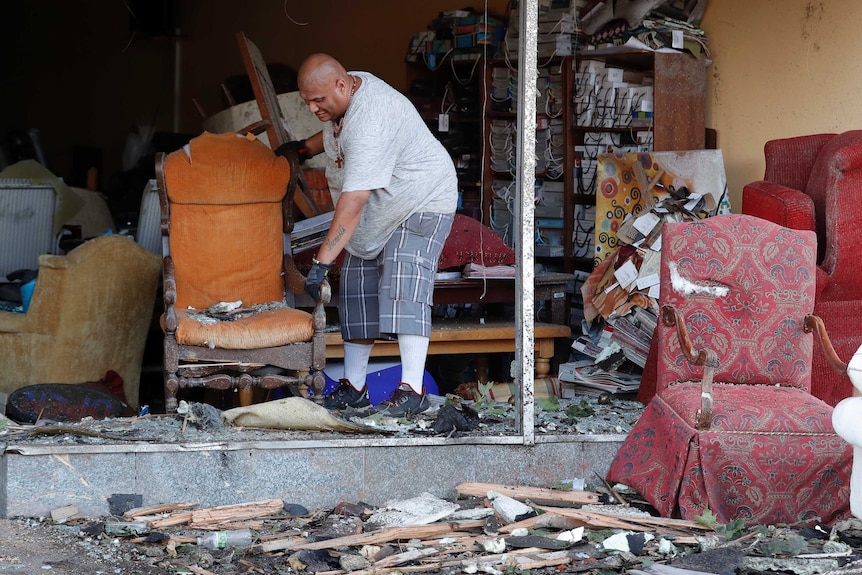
[742,131,862,406]
[155,131,329,413]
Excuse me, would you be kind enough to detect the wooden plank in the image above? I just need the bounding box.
[256,520,485,553]
[124,502,198,519]
[336,548,573,575]
[150,511,194,529]
[190,498,284,528]
[236,31,321,218]
[325,323,569,346]
[497,513,582,533]
[455,482,600,506]
[534,505,711,535]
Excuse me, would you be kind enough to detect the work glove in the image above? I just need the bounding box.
[275,139,313,162]
[305,258,332,301]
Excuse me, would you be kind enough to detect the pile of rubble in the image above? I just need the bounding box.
[7,482,862,575]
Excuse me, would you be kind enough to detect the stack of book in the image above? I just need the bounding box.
[607,307,656,368]
[461,262,516,278]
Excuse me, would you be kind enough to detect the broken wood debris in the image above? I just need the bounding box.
[456,481,601,506]
[58,484,862,575]
[256,520,487,553]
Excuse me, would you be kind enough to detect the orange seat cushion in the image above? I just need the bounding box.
[172,306,314,349]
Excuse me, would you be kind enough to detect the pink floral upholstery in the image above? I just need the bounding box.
[607,214,852,525]
[742,131,862,406]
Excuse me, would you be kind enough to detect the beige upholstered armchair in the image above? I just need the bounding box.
[0,234,161,410]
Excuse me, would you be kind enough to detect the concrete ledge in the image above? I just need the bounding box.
[1,434,625,518]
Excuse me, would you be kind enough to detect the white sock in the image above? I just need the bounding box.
[398,334,430,394]
[343,341,373,391]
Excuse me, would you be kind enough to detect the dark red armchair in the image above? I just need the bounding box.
[742,131,862,406]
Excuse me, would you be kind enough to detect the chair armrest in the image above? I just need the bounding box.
[238,119,272,137]
[284,255,308,296]
[283,255,331,306]
[820,142,862,285]
[162,255,178,333]
[742,181,816,232]
[804,314,849,375]
[662,304,720,430]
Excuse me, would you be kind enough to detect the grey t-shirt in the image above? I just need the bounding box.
[323,71,458,259]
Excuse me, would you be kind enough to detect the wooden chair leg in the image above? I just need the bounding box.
[238,387,253,407]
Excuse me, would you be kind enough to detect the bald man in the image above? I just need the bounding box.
[287,53,457,416]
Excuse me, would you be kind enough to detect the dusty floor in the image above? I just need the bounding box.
[0,517,167,574]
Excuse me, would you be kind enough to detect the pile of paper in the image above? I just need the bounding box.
[567,185,719,388]
[558,359,642,397]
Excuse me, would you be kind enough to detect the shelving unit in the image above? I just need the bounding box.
[569,48,706,270]
[406,54,489,222]
[481,56,577,273]
[407,46,706,279]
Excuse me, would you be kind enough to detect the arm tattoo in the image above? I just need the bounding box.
[326,224,348,251]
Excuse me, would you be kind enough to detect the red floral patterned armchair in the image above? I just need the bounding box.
[607,214,853,525]
[742,131,862,406]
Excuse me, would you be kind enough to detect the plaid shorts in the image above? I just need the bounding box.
[339,212,454,340]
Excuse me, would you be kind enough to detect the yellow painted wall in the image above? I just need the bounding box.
[701,0,862,210]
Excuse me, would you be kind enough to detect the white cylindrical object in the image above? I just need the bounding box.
[196,529,253,549]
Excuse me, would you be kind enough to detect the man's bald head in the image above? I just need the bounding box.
[298,53,357,123]
[298,53,349,91]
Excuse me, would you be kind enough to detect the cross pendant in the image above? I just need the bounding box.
[336,156,343,169]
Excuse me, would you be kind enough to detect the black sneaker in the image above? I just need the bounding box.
[323,379,370,409]
[376,384,430,417]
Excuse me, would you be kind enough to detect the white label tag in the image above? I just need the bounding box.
[636,273,660,290]
[633,212,660,236]
[672,30,684,49]
[613,259,639,289]
[438,113,450,132]
[683,193,703,212]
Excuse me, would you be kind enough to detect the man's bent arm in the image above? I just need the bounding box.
[315,190,370,264]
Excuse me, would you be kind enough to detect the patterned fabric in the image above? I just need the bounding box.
[607,214,852,525]
[658,214,816,390]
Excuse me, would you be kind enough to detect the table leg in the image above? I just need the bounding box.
[475,354,490,383]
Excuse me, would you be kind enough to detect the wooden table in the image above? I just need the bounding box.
[325,320,571,382]
[432,272,574,325]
